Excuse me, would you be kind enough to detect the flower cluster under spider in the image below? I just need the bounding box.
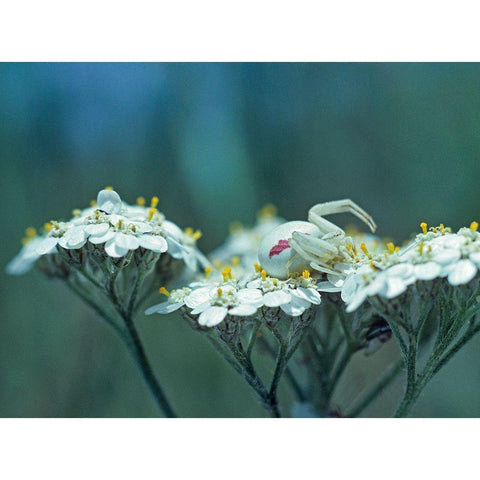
[146,263,322,327]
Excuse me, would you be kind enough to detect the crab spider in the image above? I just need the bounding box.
[258,199,376,279]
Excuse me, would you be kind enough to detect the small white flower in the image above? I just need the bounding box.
[247,270,321,317]
[6,236,44,275]
[186,284,264,327]
[145,287,192,315]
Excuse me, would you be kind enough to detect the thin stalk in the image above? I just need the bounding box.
[122,314,177,418]
[258,336,306,402]
[394,333,418,418]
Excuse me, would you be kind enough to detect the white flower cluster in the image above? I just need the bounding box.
[7,188,208,275]
[146,264,322,326]
[341,222,480,312]
[210,204,285,273]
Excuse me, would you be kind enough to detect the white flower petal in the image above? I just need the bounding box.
[185,287,211,308]
[263,290,292,307]
[198,306,228,327]
[280,299,307,317]
[35,237,58,255]
[246,279,262,289]
[345,290,368,312]
[132,222,153,233]
[6,251,39,275]
[448,259,477,286]
[104,238,129,258]
[64,226,88,249]
[434,248,461,265]
[97,189,122,214]
[145,302,183,315]
[316,281,342,292]
[228,303,258,317]
[88,230,115,244]
[386,263,414,279]
[293,287,321,305]
[384,277,407,299]
[341,275,358,302]
[326,273,344,288]
[469,252,480,266]
[138,235,168,253]
[115,233,140,250]
[237,288,263,305]
[84,223,110,236]
[191,301,213,315]
[413,262,442,280]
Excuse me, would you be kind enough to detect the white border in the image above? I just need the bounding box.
[0,419,477,479]
[1,0,479,60]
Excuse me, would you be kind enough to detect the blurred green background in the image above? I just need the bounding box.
[2,63,480,417]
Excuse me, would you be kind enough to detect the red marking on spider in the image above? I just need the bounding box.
[269,239,291,258]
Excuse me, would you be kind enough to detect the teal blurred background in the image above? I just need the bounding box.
[2,63,480,417]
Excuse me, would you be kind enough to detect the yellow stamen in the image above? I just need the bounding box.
[439,224,445,234]
[136,196,146,206]
[420,222,428,235]
[428,245,432,253]
[213,260,223,269]
[205,267,212,279]
[395,246,400,252]
[44,222,52,233]
[131,225,137,233]
[184,227,193,235]
[232,256,240,266]
[217,288,223,297]
[192,230,202,241]
[387,242,395,255]
[258,203,277,219]
[261,269,267,281]
[360,243,369,256]
[90,200,97,207]
[151,196,159,208]
[148,208,156,221]
[254,262,262,273]
[117,219,123,229]
[25,227,36,238]
[222,267,232,282]
[470,221,479,232]
[302,270,310,279]
[370,261,378,270]
[229,221,243,234]
[72,209,81,217]
[105,186,113,191]
[159,287,170,297]
[419,242,424,255]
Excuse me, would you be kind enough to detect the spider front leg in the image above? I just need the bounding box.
[308,199,377,235]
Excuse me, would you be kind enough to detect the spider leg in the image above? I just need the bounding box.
[308,199,377,233]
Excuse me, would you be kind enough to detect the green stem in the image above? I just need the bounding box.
[394,333,418,418]
[122,314,177,418]
[258,336,306,402]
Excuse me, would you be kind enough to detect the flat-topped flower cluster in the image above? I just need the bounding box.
[339,222,480,312]
[146,264,322,327]
[7,188,207,275]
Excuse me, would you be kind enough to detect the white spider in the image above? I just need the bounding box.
[257,199,377,279]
